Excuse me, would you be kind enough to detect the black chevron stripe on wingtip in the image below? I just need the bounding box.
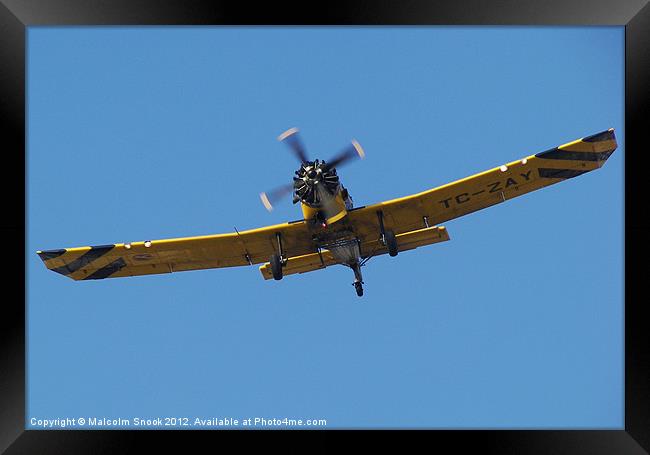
[538,168,589,179]
[50,244,116,276]
[37,249,66,261]
[535,147,615,162]
[582,128,616,143]
[83,257,127,280]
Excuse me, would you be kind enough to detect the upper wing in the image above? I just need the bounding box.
[37,220,316,280]
[347,128,617,251]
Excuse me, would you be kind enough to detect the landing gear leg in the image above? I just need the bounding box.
[271,232,287,280]
[351,262,364,297]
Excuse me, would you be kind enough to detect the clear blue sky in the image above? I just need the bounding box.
[27,27,623,429]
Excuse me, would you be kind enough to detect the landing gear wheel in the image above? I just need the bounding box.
[354,281,364,297]
[385,229,398,257]
[270,254,283,280]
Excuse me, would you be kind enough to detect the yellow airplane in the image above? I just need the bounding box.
[37,127,617,297]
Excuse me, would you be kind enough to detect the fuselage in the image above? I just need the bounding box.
[300,189,350,225]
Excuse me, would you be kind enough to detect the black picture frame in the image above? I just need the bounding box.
[2,0,648,452]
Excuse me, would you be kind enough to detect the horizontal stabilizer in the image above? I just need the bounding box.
[360,225,450,258]
[259,225,450,280]
[259,250,337,280]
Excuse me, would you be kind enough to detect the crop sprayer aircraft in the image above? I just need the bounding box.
[38,127,617,297]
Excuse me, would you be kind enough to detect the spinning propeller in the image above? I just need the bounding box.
[260,128,365,211]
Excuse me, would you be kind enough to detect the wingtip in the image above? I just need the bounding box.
[583,128,616,143]
[37,248,66,261]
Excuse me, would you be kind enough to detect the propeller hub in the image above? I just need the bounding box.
[293,160,340,207]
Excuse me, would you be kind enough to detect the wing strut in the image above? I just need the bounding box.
[376,210,386,244]
[234,227,253,265]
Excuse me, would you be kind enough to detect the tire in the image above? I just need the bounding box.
[355,282,364,297]
[270,254,283,280]
[385,230,398,257]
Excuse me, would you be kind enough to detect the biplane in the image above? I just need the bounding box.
[38,127,617,297]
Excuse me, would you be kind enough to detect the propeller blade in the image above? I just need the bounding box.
[278,127,309,163]
[324,139,365,171]
[259,183,294,211]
